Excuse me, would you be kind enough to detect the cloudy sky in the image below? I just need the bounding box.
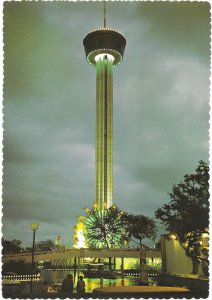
[3,1,210,247]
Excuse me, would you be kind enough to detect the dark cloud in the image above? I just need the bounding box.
[3,1,209,246]
[137,2,210,63]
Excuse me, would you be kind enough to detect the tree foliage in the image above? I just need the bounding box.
[84,205,157,249]
[122,214,157,247]
[2,239,23,254]
[84,205,126,248]
[155,160,209,272]
[36,239,55,252]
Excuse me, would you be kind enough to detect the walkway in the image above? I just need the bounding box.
[2,248,161,263]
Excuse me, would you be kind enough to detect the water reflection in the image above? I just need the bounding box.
[49,270,157,293]
[84,277,137,293]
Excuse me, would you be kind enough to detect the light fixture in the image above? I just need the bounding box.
[170,234,177,240]
[31,223,39,231]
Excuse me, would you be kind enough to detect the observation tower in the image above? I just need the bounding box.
[83,6,126,210]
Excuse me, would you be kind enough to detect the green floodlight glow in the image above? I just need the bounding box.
[84,208,123,248]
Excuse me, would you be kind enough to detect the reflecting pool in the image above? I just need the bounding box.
[50,270,158,293]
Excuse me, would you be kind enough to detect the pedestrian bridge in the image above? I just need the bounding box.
[2,248,161,264]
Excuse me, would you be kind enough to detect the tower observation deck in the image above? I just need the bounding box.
[83,28,126,209]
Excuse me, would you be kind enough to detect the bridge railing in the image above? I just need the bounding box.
[2,274,40,282]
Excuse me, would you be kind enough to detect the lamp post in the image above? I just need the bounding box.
[29,222,39,297]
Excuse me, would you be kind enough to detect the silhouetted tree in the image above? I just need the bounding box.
[155,160,209,274]
[36,239,55,252]
[2,239,23,254]
[122,214,157,247]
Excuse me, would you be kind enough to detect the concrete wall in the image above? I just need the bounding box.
[162,236,193,274]
[161,236,206,276]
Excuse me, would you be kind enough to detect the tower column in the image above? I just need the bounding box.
[96,54,113,209]
[83,27,126,210]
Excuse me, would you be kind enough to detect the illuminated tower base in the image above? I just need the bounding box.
[83,28,126,210]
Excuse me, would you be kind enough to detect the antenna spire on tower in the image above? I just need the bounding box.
[104,0,106,28]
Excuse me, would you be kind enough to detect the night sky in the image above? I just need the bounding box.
[3,1,210,247]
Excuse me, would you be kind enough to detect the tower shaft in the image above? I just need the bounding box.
[96,55,113,209]
[83,27,126,211]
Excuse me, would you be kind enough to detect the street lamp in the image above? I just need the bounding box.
[29,222,39,297]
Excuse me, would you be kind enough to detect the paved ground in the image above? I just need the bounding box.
[91,285,196,299]
[4,283,208,299]
[93,285,190,293]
